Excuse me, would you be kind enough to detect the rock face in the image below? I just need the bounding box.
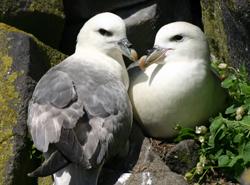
[60,0,158,55]
[164,140,199,175]
[120,139,188,185]
[201,0,250,69]
[2,1,249,184]
[60,0,203,55]
[0,0,203,56]
[0,0,65,49]
[99,124,188,185]
[0,23,66,185]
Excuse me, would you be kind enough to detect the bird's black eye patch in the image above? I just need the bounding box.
[170,35,183,42]
[98,28,113,37]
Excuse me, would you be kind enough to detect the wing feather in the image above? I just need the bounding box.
[28,69,84,152]
[80,80,132,167]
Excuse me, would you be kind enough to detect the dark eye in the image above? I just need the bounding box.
[170,35,183,41]
[98,28,113,37]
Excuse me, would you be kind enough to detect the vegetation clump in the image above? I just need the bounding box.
[176,61,250,184]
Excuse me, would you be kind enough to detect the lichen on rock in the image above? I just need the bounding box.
[0,0,65,49]
[38,176,53,185]
[28,0,64,18]
[0,31,20,184]
[0,23,66,67]
[200,0,230,63]
[0,23,66,185]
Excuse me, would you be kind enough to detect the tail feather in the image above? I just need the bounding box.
[28,150,69,177]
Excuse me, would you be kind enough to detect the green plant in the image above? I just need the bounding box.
[176,61,250,184]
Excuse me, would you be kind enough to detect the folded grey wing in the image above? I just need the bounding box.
[82,81,132,166]
[27,70,84,152]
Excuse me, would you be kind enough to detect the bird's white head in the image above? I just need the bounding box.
[140,22,210,68]
[75,12,137,62]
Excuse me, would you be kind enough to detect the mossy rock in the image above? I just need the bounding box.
[0,23,66,185]
[0,0,64,49]
[200,0,230,63]
[201,0,250,70]
[38,176,53,185]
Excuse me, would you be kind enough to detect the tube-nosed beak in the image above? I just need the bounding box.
[138,46,169,70]
[117,38,138,62]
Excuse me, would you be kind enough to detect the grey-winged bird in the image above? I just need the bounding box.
[27,12,137,185]
[128,22,226,139]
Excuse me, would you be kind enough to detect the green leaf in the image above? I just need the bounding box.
[209,116,224,134]
[214,149,224,159]
[226,150,235,158]
[225,105,236,115]
[175,127,195,142]
[233,133,244,144]
[228,155,244,168]
[242,141,250,163]
[241,116,250,126]
[244,98,250,106]
[239,83,250,96]
[221,75,236,88]
[218,129,226,140]
[208,135,215,147]
[218,155,230,167]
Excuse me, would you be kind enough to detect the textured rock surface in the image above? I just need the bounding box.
[121,139,188,185]
[164,139,199,175]
[201,0,250,69]
[98,123,188,185]
[0,23,66,185]
[61,1,158,55]
[60,0,203,55]
[0,0,64,48]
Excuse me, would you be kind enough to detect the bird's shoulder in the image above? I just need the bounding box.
[32,66,77,109]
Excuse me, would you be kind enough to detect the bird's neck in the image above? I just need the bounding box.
[75,47,129,90]
[163,54,210,66]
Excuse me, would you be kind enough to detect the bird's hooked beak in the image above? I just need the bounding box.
[117,38,138,62]
[138,46,172,70]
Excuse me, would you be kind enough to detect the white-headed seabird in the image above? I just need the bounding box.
[128,22,226,139]
[27,12,137,185]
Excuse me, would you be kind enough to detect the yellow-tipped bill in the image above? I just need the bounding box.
[138,46,168,70]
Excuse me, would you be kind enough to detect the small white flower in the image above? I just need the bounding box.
[236,114,242,121]
[199,155,207,165]
[196,162,204,175]
[195,126,207,135]
[236,106,245,116]
[198,136,205,143]
[218,63,228,69]
[184,172,193,181]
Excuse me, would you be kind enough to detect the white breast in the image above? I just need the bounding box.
[129,59,224,138]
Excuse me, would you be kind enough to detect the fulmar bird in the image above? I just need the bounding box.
[27,12,137,185]
[128,22,226,139]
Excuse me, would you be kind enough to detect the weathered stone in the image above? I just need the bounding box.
[0,0,64,49]
[99,123,188,185]
[157,0,203,28]
[0,23,66,185]
[63,0,148,19]
[164,139,199,175]
[60,1,158,55]
[120,3,158,56]
[118,139,188,185]
[60,0,203,55]
[38,176,53,185]
[201,0,250,69]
